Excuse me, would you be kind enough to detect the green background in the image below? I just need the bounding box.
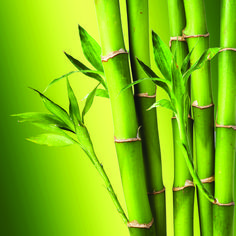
[0,0,233,235]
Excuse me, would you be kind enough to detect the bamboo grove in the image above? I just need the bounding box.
[14,0,236,235]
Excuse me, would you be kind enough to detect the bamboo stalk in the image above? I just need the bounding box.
[94,0,155,235]
[126,0,165,234]
[214,0,236,235]
[168,1,194,235]
[183,1,214,235]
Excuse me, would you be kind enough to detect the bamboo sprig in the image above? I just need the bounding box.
[183,1,215,234]
[94,0,155,235]
[126,0,166,234]
[129,32,225,204]
[13,79,128,224]
[214,0,236,235]
[167,0,194,235]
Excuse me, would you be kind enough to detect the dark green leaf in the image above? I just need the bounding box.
[64,52,107,89]
[44,70,104,92]
[183,47,222,84]
[12,112,72,131]
[137,58,159,78]
[96,89,109,98]
[78,25,104,72]
[30,88,74,130]
[152,31,173,81]
[27,133,77,146]
[82,84,100,122]
[67,78,82,125]
[181,45,196,74]
[148,99,176,113]
[171,58,185,100]
[183,94,190,126]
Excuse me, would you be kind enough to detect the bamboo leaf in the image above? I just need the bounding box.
[66,78,82,126]
[12,112,72,131]
[181,45,196,74]
[171,58,185,100]
[64,52,107,89]
[137,58,159,78]
[183,47,222,84]
[96,89,109,98]
[152,31,173,81]
[27,133,77,146]
[30,88,74,130]
[184,94,190,126]
[78,25,104,72]
[148,99,176,113]
[82,84,100,122]
[44,70,104,92]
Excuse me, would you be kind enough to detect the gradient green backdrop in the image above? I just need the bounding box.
[0,0,233,235]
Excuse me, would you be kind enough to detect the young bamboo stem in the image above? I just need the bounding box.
[168,1,194,235]
[214,0,236,235]
[94,0,155,235]
[183,1,214,235]
[126,0,165,234]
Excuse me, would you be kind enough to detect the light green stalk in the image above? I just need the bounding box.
[94,0,155,235]
[214,0,236,235]
[168,1,194,235]
[183,1,214,235]
[126,0,165,234]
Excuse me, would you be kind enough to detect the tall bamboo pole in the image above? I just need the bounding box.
[214,0,236,235]
[168,1,194,235]
[94,0,155,235]
[126,0,165,234]
[183,1,214,235]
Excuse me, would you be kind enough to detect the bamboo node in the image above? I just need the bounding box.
[169,35,186,47]
[173,180,194,191]
[183,32,210,39]
[128,218,154,229]
[215,123,236,130]
[114,127,142,143]
[101,48,128,62]
[148,187,165,195]
[219,48,236,53]
[134,93,156,98]
[192,100,214,109]
[201,176,215,183]
[213,199,235,206]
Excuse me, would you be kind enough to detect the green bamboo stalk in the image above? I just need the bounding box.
[126,0,165,234]
[214,0,236,235]
[168,1,194,235]
[183,1,214,235]
[94,0,155,235]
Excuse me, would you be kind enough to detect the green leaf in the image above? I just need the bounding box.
[82,84,100,122]
[30,88,74,130]
[181,45,196,74]
[12,112,72,131]
[183,94,190,126]
[152,31,173,81]
[96,89,109,98]
[183,47,222,84]
[171,58,185,100]
[66,78,82,126]
[78,25,104,73]
[137,58,159,78]
[44,70,104,92]
[148,99,176,113]
[64,52,107,89]
[27,133,77,147]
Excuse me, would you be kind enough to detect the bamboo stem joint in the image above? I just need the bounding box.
[127,218,154,229]
[192,100,214,109]
[169,35,186,47]
[134,93,156,98]
[148,187,165,195]
[101,49,128,62]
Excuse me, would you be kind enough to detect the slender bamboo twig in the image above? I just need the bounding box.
[126,0,166,234]
[183,1,214,235]
[214,0,236,235]
[167,1,194,235]
[94,0,155,235]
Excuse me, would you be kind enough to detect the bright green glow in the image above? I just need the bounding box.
[0,0,225,236]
